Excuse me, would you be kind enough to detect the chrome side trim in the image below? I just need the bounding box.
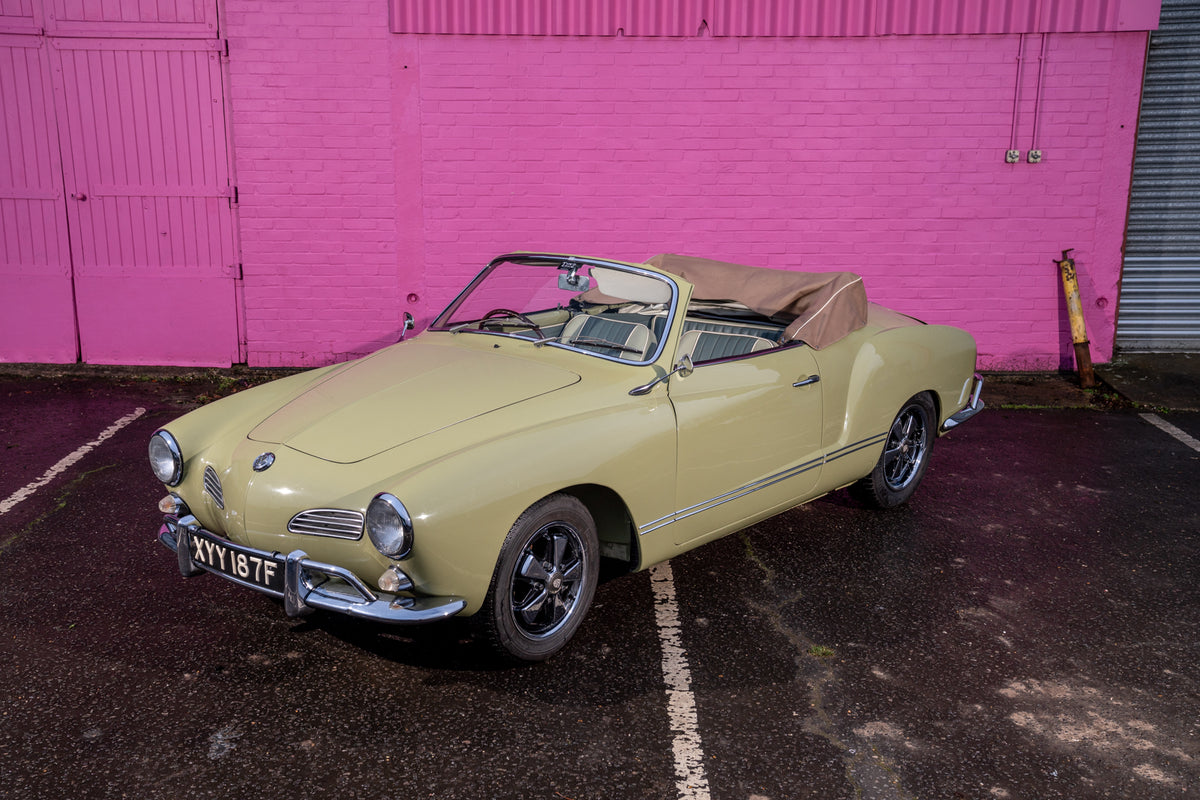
[638,513,677,535]
[825,433,889,463]
[669,456,825,528]
[638,432,889,536]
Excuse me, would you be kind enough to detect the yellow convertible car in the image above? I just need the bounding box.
[151,253,983,661]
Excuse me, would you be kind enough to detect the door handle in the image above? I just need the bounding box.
[71,193,87,201]
[792,375,820,388]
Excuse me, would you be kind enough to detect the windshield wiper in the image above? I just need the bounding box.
[568,337,641,355]
[450,319,544,337]
[485,319,540,331]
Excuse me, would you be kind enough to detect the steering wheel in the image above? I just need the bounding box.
[481,308,545,339]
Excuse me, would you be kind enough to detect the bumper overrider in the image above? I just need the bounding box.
[159,515,466,624]
[940,373,985,433]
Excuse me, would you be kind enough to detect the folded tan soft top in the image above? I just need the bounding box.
[646,253,868,349]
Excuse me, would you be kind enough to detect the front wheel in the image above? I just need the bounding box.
[852,392,936,509]
[476,494,599,662]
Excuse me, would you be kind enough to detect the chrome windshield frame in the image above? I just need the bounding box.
[429,253,681,367]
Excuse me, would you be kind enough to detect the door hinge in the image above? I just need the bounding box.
[221,39,230,61]
[228,185,238,208]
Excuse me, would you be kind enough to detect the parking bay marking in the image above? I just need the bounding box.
[650,561,712,800]
[0,408,146,517]
[1141,413,1200,454]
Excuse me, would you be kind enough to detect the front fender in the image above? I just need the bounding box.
[345,379,678,615]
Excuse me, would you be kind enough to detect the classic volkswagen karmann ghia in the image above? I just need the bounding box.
[151,253,983,661]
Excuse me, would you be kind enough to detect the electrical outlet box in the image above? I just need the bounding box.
[1028,149,1043,163]
[1006,150,1021,164]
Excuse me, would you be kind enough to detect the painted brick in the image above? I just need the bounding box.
[220,0,1144,370]
[224,0,408,366]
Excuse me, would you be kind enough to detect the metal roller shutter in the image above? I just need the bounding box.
[1119,0,1200,351]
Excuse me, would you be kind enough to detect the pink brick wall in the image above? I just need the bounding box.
[225,0,408,367]
[226,0,1146,370]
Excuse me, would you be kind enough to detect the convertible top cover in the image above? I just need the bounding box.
[646,253,868,349]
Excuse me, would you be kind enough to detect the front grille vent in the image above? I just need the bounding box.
[203,466,225,509]
[287,509,365,539]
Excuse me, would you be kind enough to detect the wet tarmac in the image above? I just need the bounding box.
[0,370,1197,799]
[1098,353,1200,413]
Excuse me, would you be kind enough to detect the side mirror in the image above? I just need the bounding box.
[400,311,415,341]
[629,354,693,396]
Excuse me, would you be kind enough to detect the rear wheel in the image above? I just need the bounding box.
[476,494,599,662]
[852,392,936,509]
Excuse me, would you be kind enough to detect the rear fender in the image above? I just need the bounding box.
[825,325,976,487]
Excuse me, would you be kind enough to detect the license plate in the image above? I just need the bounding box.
[187,528,285,594]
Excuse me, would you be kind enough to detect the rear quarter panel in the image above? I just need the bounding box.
[816,322,978,491]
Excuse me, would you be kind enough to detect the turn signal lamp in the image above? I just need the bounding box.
[378,565,413,594]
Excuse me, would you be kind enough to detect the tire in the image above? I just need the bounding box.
[476,494,599,662]
[852,392,936,509]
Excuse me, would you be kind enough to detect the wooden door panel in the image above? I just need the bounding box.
[52,36,237,365]
[0,33,77,363]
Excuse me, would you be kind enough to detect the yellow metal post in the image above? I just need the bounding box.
[1054,249,1096,388]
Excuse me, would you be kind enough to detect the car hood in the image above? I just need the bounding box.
[247,340,580,463]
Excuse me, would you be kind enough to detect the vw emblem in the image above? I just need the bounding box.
[252,452,276,472]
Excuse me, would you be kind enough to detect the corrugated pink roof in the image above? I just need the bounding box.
[388,0,1161,37]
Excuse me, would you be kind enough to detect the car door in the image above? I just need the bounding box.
[666,344,824,545]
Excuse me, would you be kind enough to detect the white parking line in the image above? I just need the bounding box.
[1141,413,1200,453]
[649,561,711,800]
[0,407,146,516]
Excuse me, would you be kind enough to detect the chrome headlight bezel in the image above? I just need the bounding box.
[366,493,414,560]
[149,430,184,486]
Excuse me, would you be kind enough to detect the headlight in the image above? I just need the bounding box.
[366,493,414,560]
[148,430,183,486]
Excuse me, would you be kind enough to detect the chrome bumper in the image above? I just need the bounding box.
[941,373,985,433]
[159,515,466,624]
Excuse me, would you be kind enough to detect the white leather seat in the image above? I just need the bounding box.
[678,329,774,362]
[560,315,654,361]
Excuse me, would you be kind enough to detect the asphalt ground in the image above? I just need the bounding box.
[0,370,1197,800]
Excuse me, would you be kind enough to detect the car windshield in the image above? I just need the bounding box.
[430,256,678,364]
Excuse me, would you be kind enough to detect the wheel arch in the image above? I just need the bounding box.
[924,387,944,426]
[849,389,939,508]
[556,483,641,573]
[820,324,971,490]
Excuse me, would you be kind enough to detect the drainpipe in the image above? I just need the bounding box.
[1007,34,1026,162]
[1054,249,1096,388]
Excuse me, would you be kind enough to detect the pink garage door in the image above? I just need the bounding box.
[1,0,235,366]
[0,33,78,362]
[44,0,218,38]
[52,36,237,366]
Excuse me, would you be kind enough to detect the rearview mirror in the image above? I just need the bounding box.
[559,272,590,292]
